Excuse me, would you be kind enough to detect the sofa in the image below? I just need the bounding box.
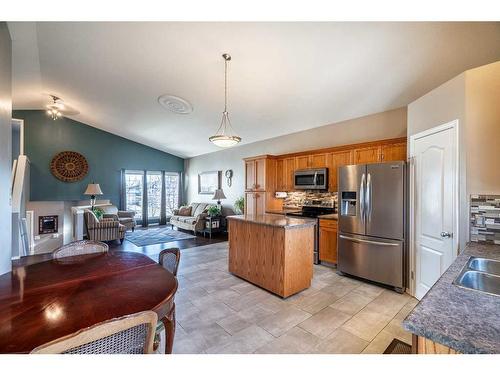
[170,203,214,234]
[84,209,126,243]
[101,205,137,232]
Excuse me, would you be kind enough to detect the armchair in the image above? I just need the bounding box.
[84,209,126,243]
[102,205,137,232]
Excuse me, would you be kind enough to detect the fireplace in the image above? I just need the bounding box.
[39,215,59,234]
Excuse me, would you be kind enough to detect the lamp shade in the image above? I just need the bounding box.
[212,188,227,200]
[84,183,103,196]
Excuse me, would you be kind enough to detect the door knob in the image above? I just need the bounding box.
[440,231,452,238]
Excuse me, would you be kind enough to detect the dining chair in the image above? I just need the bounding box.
[52,240,109,259]
[155,247,181,354]
[158,248,181,276]
[31,311,158,354]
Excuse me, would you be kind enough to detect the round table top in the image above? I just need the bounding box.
[0,250,177,353]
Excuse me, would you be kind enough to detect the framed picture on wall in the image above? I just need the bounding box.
[198,171,221,195]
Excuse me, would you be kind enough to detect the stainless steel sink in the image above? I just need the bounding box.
[468,257,500,276]
[453,257,500,296]
[454,270,500,296]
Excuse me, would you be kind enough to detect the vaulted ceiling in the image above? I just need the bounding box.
[9,22,500,158]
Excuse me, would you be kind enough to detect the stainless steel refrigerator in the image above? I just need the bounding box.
[338,161,406,292]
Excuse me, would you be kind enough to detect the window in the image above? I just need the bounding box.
[124,171,144,220]
[165,172,180,216]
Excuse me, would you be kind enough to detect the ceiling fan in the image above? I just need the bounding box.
[46,94,80,120]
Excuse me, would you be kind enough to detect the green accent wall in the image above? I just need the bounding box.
[14,110,184,205]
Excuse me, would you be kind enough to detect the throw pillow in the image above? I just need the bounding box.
[178,206,192,216]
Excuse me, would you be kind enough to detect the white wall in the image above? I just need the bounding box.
[465,61,500,195]
[185,107,407,211]
[407,72,468,250]
[0,23,12,275]
[407,60,500,248]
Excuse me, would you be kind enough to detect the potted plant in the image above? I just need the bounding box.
[92,207,105,220]
[234,196,244,214]
[207,205,221,217]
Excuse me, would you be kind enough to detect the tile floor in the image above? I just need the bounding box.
[171,241,418,354]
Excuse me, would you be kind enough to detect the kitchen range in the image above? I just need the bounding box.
[286,199,336,264]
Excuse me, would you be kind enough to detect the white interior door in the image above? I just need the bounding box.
[411,121,458,300]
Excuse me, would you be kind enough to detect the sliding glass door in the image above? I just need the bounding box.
[165,172,180,216]
[147,171,162,224]
[124,171,144,222]
[123,170,181,226]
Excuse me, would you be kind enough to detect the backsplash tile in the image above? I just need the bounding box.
[283,191,337,209]
[470,195,500,244]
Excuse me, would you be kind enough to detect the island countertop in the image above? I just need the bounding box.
[403,242,500,354]
[226,214,316,229]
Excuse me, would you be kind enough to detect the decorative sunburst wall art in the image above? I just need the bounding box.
[50,151,89,182]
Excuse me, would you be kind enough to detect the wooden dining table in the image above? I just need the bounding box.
[0,250,178,354]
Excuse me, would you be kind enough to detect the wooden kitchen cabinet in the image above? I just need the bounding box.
[381,142,407,162]
[354,145,381,164]
[276,158,284,191]
[295,153,327,170]
[319,219,338,264]
[327,150,353,192]
[244,156,274,191]
[295,155,310,170]
[245,191,266,216]
[245,160,256,190]
[310,153,328,168]
[284,158,295,190]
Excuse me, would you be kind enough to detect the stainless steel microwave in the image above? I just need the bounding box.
[294,168,328,190]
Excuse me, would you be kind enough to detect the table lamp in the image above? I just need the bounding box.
[84,183,103,210]
[212,188,227,209]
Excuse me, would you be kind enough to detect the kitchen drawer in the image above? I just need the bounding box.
[319,219,338,229]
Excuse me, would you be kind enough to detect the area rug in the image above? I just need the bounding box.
[383,339,412,354]
[125,227,196,247]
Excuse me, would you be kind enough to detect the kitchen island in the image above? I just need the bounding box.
[403,242,500,354]
[226,214,315,298]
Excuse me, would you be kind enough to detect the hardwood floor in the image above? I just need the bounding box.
[13,225,228,266]
[109,225,228,261]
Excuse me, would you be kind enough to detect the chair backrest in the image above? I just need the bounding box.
[52,240,109,259]
[84,209,100,229]
[158,248,181,276]
[31,311,158,354]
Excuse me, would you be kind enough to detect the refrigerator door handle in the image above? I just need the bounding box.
[339,234,400,247]
[359,173,366,224]
[366,173,372,221]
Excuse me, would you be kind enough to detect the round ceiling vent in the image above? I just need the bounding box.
[158,94,193,114]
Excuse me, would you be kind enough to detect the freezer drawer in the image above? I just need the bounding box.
[338,232,404,290]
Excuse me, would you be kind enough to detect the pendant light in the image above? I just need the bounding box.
[209,53,242,148]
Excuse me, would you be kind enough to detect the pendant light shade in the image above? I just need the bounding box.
[209,54,241,148]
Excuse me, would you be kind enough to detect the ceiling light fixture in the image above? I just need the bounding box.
[46,95,63,120]
[209,53,241,148]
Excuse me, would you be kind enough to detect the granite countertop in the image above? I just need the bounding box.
[403,242,500,354]
[265,208,302,215]
[318,213,338,220]
[226,214,316,229]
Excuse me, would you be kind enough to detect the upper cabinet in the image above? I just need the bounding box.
[248,138,406,193]
[244,155,276,192]
[381,142,407,162]
[294,153,328,170]
[354,145,381,164]
[327,150,353,192]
